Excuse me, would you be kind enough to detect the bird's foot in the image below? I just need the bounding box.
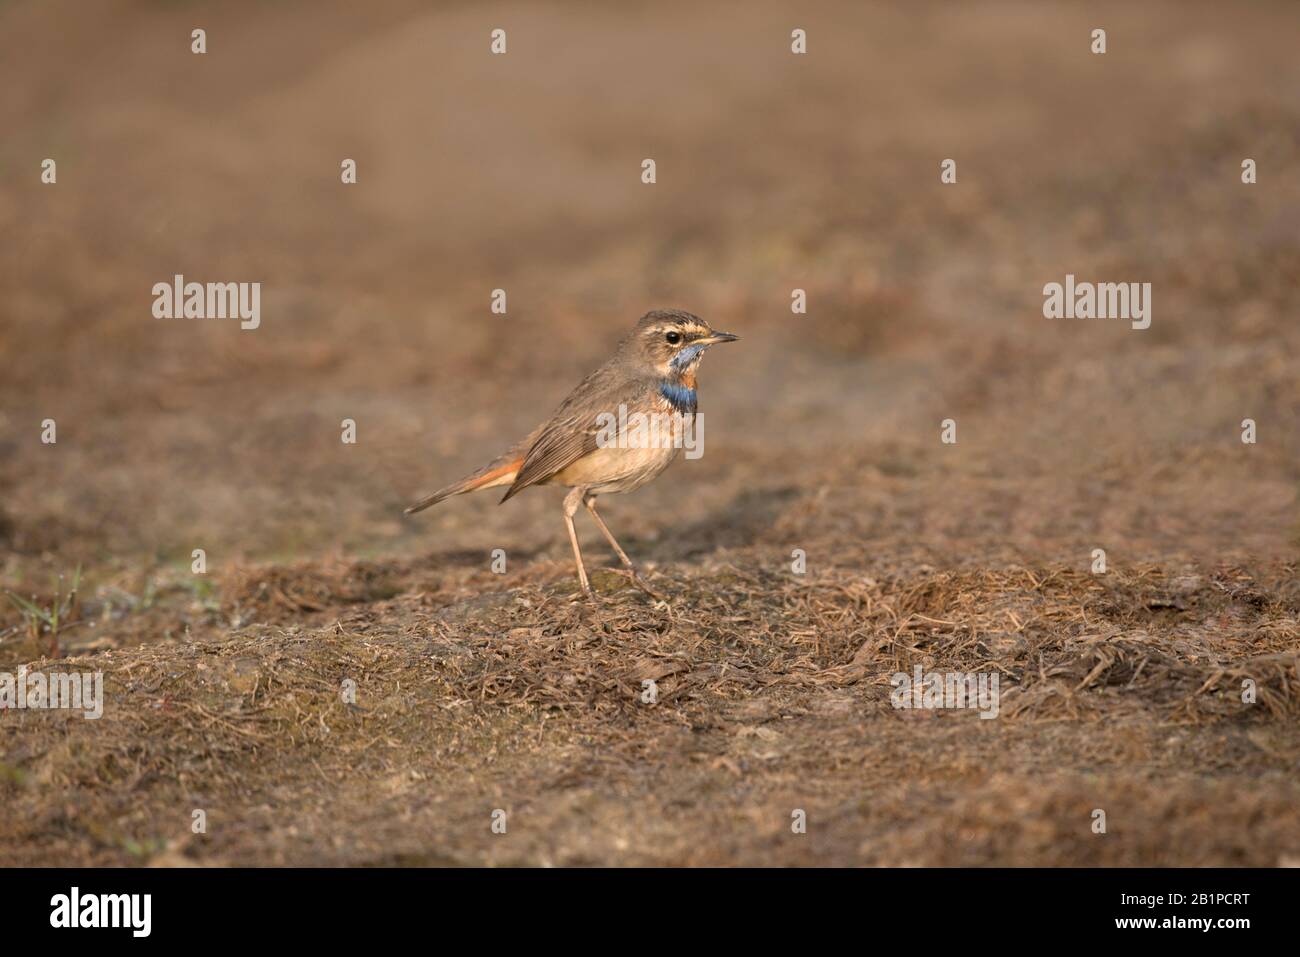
[613,566,664,601]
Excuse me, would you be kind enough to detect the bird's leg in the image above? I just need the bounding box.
[583,494,635,568]
[563,487,591,596]
[584,493,662,598]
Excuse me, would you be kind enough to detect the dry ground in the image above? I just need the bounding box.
[0,0,1297,866]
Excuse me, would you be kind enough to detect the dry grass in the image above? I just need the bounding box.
[1,552,1296,866]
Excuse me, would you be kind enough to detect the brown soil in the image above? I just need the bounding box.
[0,0,1297,866]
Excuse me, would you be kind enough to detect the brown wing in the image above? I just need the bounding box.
[500,365,648,502]
[500,417,600,500]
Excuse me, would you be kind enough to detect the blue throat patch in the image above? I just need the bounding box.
[658,380,697,413]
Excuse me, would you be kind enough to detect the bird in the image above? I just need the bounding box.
[405,309,739,596]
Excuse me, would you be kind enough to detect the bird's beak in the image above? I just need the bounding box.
[699,331,739,345]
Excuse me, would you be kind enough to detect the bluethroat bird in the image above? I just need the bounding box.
[405,309,739,595]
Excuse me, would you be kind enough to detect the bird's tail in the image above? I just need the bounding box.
[404,457,523,515]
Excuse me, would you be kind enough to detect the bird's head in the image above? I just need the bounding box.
[624,309,739,381]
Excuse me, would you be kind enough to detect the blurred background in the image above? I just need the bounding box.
[1,0,1299,870]
[0,0,1296,602]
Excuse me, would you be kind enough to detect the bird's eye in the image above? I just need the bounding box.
[665,331,682,345]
